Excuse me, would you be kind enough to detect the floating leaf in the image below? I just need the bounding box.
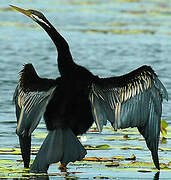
[83,157,99,161]
[161,120,168,129]
[168,162,171,167]
[95,144,110,149]
[0,160,15,165]
[159,147,171,151]
[84,144,110,150]
[127,161,153,168]
[160,163,168,169]
[105,162,120,167]
[0,148,21,155]
[124,161,167,169]
[120,146,144,150]
[125,154,136,160]
[160,137,167,144]
[112,156,125,160]
[161,120,168,137]
[33,132,47,139]
[83,157,113,162]
[112,154,136,161]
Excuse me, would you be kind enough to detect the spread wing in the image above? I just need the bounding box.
[89,65,168,170]
[13,64,60,136]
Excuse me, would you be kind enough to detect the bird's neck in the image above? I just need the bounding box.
[52,30,74,76]
[40,22,74,76]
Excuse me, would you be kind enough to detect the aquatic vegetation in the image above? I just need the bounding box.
[1,0,170,178]
[161,119,168,137]
[1,125,171,178]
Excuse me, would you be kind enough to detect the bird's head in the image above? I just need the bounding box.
[10,5,51,28]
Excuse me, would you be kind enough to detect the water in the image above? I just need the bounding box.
[0,0,171,179]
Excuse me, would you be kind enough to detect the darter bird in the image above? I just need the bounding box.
[11,5,168,173]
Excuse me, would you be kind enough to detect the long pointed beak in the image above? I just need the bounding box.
[10,5,32,17]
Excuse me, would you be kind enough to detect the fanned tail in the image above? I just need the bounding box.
[30,128,86,173]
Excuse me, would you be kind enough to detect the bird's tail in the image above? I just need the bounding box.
[30,128,86,173]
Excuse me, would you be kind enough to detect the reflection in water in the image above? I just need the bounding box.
[153,171,160,180]
[8,170,161,180]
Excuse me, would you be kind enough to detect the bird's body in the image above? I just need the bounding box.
[11,5,168,173]
[44,66,95,135]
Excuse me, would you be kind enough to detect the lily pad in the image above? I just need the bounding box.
[84,144,110,150]
[83,157,113,162]
[161,119,168,137]
[105,162,120,167]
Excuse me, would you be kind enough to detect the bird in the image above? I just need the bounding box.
[10,5,168,173]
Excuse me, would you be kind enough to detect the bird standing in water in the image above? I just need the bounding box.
[11,5,168,173]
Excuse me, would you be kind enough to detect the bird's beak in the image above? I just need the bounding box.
[10,5,32,18]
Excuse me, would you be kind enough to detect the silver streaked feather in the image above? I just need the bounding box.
[89,66,168,170]
[13,64,58,136]
[15,86,56,136]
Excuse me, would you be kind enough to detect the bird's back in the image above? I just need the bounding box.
[44,64,96,135]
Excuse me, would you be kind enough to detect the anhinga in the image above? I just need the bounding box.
[11,5,168,173]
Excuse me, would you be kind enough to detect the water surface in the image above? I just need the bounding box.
[0,0,171,179]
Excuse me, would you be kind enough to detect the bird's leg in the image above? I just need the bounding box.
[59,163,67,172]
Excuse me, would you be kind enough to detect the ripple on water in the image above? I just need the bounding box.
[0,1,171,178]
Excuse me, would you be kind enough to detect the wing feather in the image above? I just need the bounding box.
[13,64,59,136]
[89,65,168,169]
[89,65,167,130]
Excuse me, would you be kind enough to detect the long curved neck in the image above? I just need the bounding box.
[37,20,74,76]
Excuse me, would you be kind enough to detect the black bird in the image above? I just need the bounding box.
[11,5,168,173]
